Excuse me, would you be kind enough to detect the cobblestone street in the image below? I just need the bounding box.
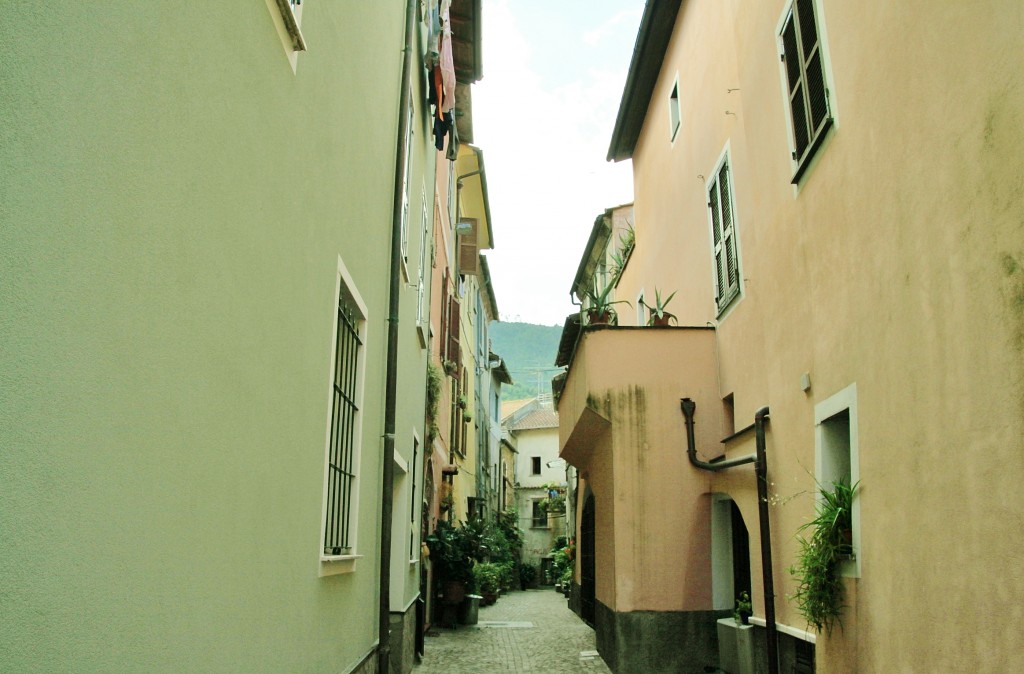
[415,589,612,674]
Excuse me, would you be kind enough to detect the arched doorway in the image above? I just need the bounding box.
[711,495,751,610]
[580,493,596,626]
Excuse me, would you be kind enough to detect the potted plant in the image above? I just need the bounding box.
[426,520,475,604]
[583,283,631,326]
[733,591,753,626]
[473,562,502,605]
[789,478,859,634]
[644,288,678,326]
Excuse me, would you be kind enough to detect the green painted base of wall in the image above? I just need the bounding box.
[594,600,725,673]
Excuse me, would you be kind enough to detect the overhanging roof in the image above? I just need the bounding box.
[480,254,499,320]
[450,0,483,84]
[606,0,682,162]
[570,210,614,300]
[455,144,494,250]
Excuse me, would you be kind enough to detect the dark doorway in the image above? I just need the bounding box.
[731,501,751,603]
[580,493,596,626]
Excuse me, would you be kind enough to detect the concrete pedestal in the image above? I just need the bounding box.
[716,618,754,674]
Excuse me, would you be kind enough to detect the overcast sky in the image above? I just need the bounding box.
[474,0,645,326]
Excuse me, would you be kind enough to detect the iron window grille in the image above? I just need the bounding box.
[323,292,362,556]
[781,0,832,183]
[708,159,741,314]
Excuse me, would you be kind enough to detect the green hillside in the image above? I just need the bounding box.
[490,321,565,401]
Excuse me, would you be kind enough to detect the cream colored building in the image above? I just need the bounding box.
[506,398,564,575]
[2,2,440,673]
[558,0,1024,672]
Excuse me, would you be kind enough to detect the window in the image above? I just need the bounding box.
[668,78,681,142]
[321,258,368,569]
[707,154,742,314]
[814,383,860,577]
[780,0,832,183]
[271,0,306,53]
[532,499,548,528]
[531,456,541,475]
[416,185,430,341]
[446,162,456,229]
[410,436,419,559]
[400,104,414,278]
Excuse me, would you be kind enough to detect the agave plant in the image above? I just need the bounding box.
[583,283,631,325]
[644,287,677,326]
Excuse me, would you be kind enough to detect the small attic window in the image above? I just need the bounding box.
[669,79,681,142]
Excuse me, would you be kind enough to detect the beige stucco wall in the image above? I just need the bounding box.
[559,328,722,613]
[617,0,1024,670]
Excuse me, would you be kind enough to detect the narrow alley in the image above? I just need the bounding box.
[416,590,611,674]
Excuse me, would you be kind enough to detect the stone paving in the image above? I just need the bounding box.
[414,588,612,674]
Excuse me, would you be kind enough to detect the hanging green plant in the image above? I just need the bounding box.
[789,478,858,634]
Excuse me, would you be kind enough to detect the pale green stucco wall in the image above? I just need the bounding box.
[0,2,425,671]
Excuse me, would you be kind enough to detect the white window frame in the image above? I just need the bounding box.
[814,383,861,578]
[668,75,681,143]
[319,256,369,576]
[400,104,414,281]
[416,184,430,346]
[705,145,743,317]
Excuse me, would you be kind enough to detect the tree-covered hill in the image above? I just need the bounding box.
[489,321,565,401]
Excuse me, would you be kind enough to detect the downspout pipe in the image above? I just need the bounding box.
[379,0,417,671]
[680,399,779,674]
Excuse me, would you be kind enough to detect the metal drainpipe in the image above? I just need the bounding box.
[379,0,417,671]
[680,399,779,674]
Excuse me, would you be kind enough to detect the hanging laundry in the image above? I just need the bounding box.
[428,64,439,108]
[433,113,449,152]
[427,1,441,65]
[439,0,456,114]
[445,111,460,161]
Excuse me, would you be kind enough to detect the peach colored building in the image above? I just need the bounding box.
[557,1,1024,672]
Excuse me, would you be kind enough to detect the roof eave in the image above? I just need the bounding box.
[606,0,683,163]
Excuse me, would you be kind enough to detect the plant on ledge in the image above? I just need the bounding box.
[642,287,677,326]
[789,478,859,634]
[733,591,752,626]
[538,483,566,513]
[582,283,631,326]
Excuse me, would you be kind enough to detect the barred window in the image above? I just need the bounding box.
[322,265,366,559]
[708,155,742,314]
[780,0,832,183]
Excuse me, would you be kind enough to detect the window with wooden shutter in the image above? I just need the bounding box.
[458,218,480,276]
[780,0,832,183]
[708,157,741,314]
[446,294,460,363]
[439,269,450,361]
